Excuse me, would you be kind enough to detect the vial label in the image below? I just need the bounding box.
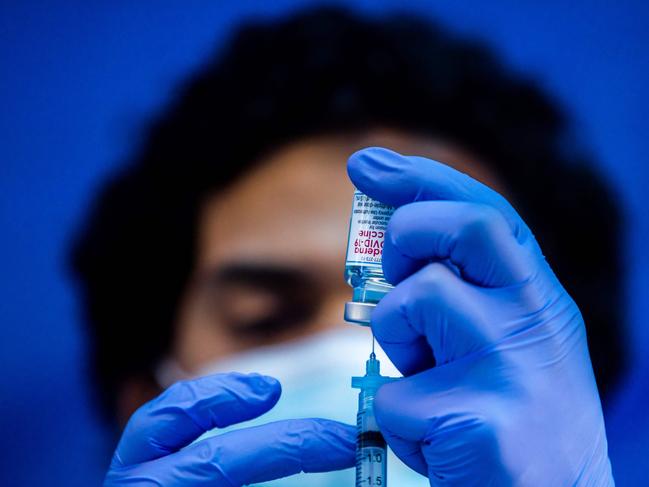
[345,190,395,266]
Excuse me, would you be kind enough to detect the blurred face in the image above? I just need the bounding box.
[118,129,507,425]
[172,129,505,373]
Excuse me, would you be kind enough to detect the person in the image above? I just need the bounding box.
[70,8,623,486]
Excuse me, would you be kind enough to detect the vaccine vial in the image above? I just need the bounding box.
[344,189,395,325]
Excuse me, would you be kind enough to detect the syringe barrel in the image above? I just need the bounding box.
[352,354,395,486]
[357,389,380,429]
[355,397,387,486]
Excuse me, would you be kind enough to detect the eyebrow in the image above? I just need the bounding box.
[201,262,318,290]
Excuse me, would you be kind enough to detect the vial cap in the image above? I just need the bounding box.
[344,301,375,325]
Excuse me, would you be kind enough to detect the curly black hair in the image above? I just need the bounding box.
[70,7,625,420]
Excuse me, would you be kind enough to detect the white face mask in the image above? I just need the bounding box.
[155,326,427,487]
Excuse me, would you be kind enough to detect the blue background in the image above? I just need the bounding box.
[1,1,647,485]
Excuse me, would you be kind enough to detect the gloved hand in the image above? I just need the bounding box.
[348,147,614,486]
[104,372,355,486]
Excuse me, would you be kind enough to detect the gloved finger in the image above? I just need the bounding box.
[380,428,428,477]
[113,372,281,467]
[106,419,356,486]
[374,364,509,485]
[372,262,490,375]
[347,147,529,241]
[373,375,434,477]
[382,200,539,287]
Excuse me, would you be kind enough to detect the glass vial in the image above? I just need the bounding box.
[344,189,395,325]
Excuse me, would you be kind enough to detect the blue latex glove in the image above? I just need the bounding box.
[104,373,355,486]
[348,147,614,486]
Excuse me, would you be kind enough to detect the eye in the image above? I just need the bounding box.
[204,263,323,338]
[216,283,281,332]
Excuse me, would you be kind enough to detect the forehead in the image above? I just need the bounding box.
[195,131,502,276]
[197,138,353,275]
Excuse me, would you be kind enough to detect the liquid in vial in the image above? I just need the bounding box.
[344,189,395,325]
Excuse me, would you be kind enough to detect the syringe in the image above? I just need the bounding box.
[352,350,396,487]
